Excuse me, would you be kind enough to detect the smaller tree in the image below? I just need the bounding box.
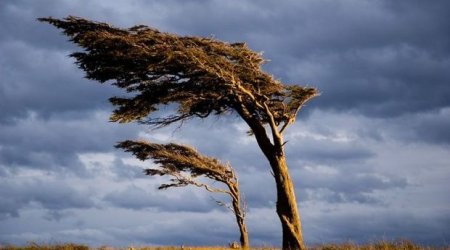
[117,140,249,249]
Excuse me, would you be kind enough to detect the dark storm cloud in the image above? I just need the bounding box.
[104,212,244,246]
[388,108,450,145]
[1,0,449,247]
[0,38,121,123]
[0,111,138,174]
[0,177,95,220]
[0,1,73,51]
[143,119,407,208]
[289,45,450,117]
[287,138,374,164]
[410,109,450,145]
[103,184,213,212]
[149,0,450,118]
[2,0,449,122]
[0,1,127,123]
[303,208,450,246]
[294,167,408,205]
[109,156,149,181]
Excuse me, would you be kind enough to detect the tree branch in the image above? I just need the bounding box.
[263,102,283,148]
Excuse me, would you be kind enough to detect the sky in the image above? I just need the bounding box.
[1,0,449,247]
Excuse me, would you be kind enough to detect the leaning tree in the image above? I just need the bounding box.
[117,140,249,248]
[40,16,318,250]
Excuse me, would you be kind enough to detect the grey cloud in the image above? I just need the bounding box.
[103,184,213,213]
[137,117,403,208]
[0,40,120,123]
[303,189,380,205]
[288,139,375,164]
[135,120,281,209]
[3,0,449,123]
[239,170,276,209]
[291,45,450,117]
[0,209,240,246]
[411,110,450,145]
[0,0,135,123]
[0,207,280,247]
[0,1,73,51]
[1,0,449,247]
[389,108,450,145]
[109,157,149,181]
[303,208,450,246]
[0,111,138,174]
[43,210,75,222]
[292,166,408,205]
[110,222,237,246]
[0,177,95,220]
[0,166,9,177]
[158,0,450,118]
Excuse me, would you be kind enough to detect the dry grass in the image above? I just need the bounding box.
[118,247,279,250]
[309,240,449,250]
[0,244,278,250]
[0,243,89,250]
[1,241,448,250]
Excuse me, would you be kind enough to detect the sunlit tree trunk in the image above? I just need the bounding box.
[228,182,249,249]
[271,154,304,250]
[243,114,305,250]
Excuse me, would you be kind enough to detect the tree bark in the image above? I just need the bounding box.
[252,134,305,250]
[236,211,249,249]
[236,105,305,249]
[228,183,249,249]
[271,154,305,250]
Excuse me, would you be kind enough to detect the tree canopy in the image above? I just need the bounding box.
[117,140,249,248]
[117,140,237,191]
[39,16,317,131]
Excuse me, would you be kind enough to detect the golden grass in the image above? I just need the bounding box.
[0,243,278,250]
[0,243,89,250]
[309,240,449,250]
[1,241,448,250]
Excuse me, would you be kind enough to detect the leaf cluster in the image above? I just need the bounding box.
[116,140,236,189]
[39,16,317,130]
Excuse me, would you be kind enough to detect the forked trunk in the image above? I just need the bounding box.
[237,108,305,249]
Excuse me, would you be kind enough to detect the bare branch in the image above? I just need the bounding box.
[211,197,235,214]
[263,102,283,148]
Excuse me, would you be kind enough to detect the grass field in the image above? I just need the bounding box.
[1,241,449,250]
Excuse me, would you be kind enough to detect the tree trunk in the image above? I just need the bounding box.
[271,154,305,250]
[236,213,249,249]
[229,183,249,249]
[236,108,305,249]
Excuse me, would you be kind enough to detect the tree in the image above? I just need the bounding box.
[40,16,318,250]
[117,140,249,249]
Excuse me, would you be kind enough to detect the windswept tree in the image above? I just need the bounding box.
[40,16,318,250]
[117,140,249,249]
